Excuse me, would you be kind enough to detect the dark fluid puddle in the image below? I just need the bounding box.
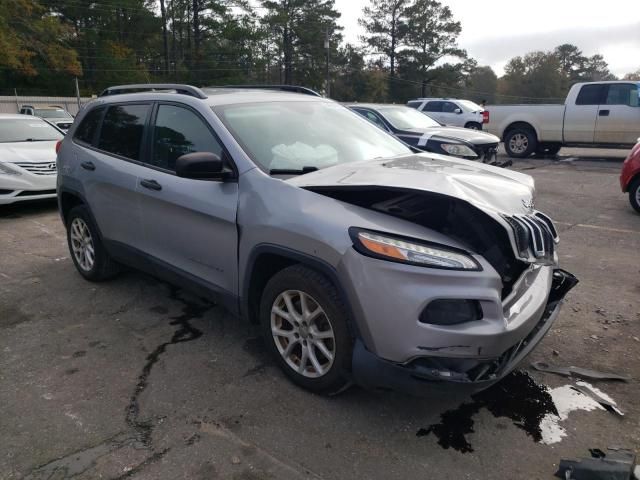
[417,371,557,452]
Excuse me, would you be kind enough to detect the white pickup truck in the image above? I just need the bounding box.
[484,81,640,158]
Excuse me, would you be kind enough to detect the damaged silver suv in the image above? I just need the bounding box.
[57,84,577,396]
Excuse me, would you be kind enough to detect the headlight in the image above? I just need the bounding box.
[350,229,480,270]
[0,163,21,175]
[440,143,478,158]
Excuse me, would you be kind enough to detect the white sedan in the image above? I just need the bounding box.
[0,114,64,205]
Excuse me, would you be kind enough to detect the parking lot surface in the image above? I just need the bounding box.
[1,150,639,479]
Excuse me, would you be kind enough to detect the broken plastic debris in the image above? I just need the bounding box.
[530,361,630,382]
[555,448,636,480]
[571,382,624,416]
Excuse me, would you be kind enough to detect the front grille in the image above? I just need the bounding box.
[503,211,559,263]
[16,189,56,197]
[12,162,57,175]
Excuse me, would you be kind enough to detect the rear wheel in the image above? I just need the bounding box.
[629,177,640,213]
[465,122,482,130]
[259,265,353,394]
[504,128,537,158]
[66,205,119,281]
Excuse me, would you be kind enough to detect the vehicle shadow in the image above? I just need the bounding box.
[0,199,58,219]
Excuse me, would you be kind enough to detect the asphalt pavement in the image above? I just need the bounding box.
[1,149,638,479]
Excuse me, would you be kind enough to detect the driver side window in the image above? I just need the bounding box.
[150,104,223,171]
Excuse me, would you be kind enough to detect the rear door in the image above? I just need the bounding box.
[438,101,464,127]
[73,103,150,251]
[594,83,640,144]
[136,102,239,297]
[563,84,605,143]
[421,101,444,123]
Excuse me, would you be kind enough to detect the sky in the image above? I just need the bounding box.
[333,0,640,77]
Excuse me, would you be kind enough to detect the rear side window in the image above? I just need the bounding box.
[150,104,223,171]
[604,83,639,107]
[576,85,605,105]
[98,104,150,160]
[442,101,458,113]
[74,107,103,145]
[407,101,423,109]
[423,101,443,112]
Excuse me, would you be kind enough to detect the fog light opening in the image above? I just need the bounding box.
[419,299,483,326]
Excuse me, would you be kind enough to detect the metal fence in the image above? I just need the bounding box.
[0,95,94,115]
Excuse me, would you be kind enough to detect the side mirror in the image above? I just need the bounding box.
[175,152,231,181]
[454,108,462,114]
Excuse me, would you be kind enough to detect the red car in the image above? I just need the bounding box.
[621,140,640,213]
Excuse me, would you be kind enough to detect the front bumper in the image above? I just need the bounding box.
[0,166,57,204]
[350,269,577,396]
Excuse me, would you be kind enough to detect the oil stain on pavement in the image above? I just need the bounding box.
[417,371,558,453]
[125,286,214,447]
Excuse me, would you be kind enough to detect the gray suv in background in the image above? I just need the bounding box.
[56,84,577,396]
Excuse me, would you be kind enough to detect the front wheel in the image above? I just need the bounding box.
[504,128,537,158]
[464,122,482,130]
[259,265,353,394]
[629,177,640,213]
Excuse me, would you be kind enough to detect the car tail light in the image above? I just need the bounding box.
[55,140,62,154]
[482,111,490,123]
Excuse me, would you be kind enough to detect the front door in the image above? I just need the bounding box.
[563,84,603,143]
[136,102,239,297]
[594,83,640,144]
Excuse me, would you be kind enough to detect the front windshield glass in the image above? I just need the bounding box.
[457,100,483,111]
[377,106,441,130]
[215,101,411,172]
[35,109,71,119]
[0,118,64,142]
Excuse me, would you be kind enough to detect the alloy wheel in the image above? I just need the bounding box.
[70,217,95,271]
[270,290,336,378]
[509,133,529,154]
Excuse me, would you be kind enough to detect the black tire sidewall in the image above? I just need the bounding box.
[259,265,352,394]
[465,122,482,130]
[66,205,114,281]
[505,128,537,158]
[629,178,640,213]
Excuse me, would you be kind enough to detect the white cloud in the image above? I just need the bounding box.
[334,0,640,77]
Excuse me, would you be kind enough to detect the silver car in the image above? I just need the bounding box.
[56,84,577,396]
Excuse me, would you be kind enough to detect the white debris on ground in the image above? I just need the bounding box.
[575,381,625,416]
[539,382,609,445]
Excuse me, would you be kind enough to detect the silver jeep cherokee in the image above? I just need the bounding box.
[56,84,577,396]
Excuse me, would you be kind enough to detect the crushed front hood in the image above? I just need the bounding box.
[288,153,536,216]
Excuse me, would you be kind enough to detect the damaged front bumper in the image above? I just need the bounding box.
[351,269,578,396]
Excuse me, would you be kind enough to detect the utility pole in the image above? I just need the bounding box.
[324,29,330,97]
[75,77,81,110]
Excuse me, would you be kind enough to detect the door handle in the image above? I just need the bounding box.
[140,179,162,191]
[598,109,610,116]
[80,161,95,171]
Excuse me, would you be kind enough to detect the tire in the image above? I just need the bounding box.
[504,127,537,158]
[535,143,562,156]
[259,264,353,394]
[464,122,482,130]
[66,205,119,281]
[629,177,640,213]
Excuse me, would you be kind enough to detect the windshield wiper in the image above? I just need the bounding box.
[269,166,319,175]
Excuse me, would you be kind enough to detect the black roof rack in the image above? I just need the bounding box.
[207,84,322,97]
[99,84,207,99]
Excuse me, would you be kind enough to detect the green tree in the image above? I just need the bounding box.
[0,0,81,92]
[466,65,497,103]
[359,0,409,79]
[499,51,564,103]
[261,0,342,90]
[624,69,640,81]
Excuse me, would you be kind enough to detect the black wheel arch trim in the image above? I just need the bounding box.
[57,186,105,241]
[242,244,363,340]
